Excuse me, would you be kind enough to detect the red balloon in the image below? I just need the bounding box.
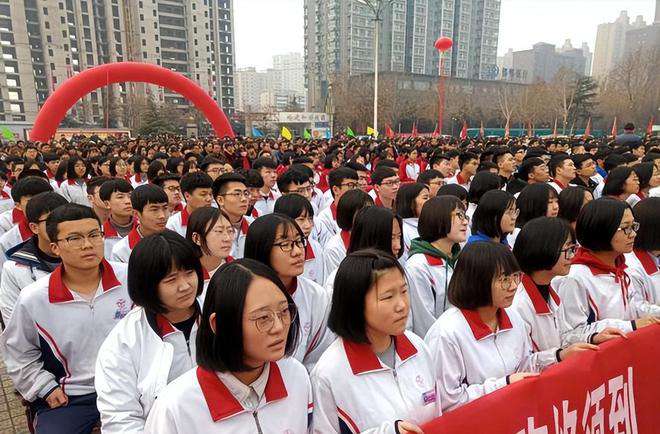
[30,62,234,142]
[434,37,453,52]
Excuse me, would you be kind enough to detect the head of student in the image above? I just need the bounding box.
[632,198,659,254]
[558,186,593,229]
[180,171,214,210]
[394,182,430,219]
[328,167,359,201]
[417,169,445,196]
[349,206,403,258]
[436,183,468,207]
[99,178,134,219]
[186,207,234,262]
[128,230,203,315]
[212,173,249,221]
[515,183,559,228]
[131,184,170,236]
[329,249,408,345]
[11,176,53,211]
[468,171,502,205]
[196,259,300,372]
[25,191,68,242]
[372,167,400,202]
[277,169,313,201]
[602,166,640,199]
[418,196,469,245]
[576,198,636,254]
[66,156,89,180]
[274,194,315,239]
[46,204,104,269]
[472,189,518,240]
[513,217,576,278]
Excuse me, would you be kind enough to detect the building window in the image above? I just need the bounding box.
[10,103,22,113]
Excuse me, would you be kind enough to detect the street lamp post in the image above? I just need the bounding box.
[357,0,392,135]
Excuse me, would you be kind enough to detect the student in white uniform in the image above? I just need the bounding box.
[129,157,149,188]
[425,242,545,413]
[626,198,660,316]
[0,176,53,237]
[395,182,430,260]
[315,167,360,247]
[547,154,576,194]
[509,183,559,247]
[212,173,253,259]
[557,186,593,232]
[244,214,333,371]
[0,204,129,433]
[323,189,374,282]
[312,249,440,433]
[166,172,214,237]
[602,166,640,204]
[144,259,312,434]
[629,162,660,207]
[57,157,91,206]
[99,179,136,259]
[511,217,621,362]
[252,157,281,216]
[274,194,324,285]
[554,198,660,339]
[96,231,203,433]
[407,196,468,337]
[186,207,234,296]
[445,151,478,192]
[466,189,517,246]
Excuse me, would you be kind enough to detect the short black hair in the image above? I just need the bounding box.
[418,196,465,242]
[128,230,203,314]
[349,206,403,258]
[25,192,68,224]
[277,169,309,193]
[448,241,520,309]
[328,249,405,344]
[572,154,594,170]
[86,176,112,196]
[146,161,165,182]
[471,190,516,239]
[131,184,168,213]
[10,177,53,203]
[513,217,574,274]
[186,207,231,257]
[371,167,398,185]
[196,259,300,372]
[244,213,305,268]
[200,156,224,171]
[548,154,571,177]
[604,154,626,172]
[576,197,630,251]
[602,166,635,197]
[633,198,659,251]
[417,169,444,186]
[212,173,247,198]
[436,183,468,201]
[336,189,374,230]
[274,194,314,220]
[558,186,591,224]
[99,178,133,201]
[45,204,101,242]
[515,183,558,228]
[345,161,369,173]
[153,173,181,188]
[252,156,277,171]
[429,153,449,167]
[244,169,264,189]
[632,162,655,189]
[458,151,478,169]
[132,156,147,173]
[515,157,545,182]
[468,171,502,205]
[180,171,213,195]
[394,183,429,219]
[328,167,358,197]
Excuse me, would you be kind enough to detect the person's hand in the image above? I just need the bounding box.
[635,317,660,329]
[592,327,627,344]
[45,387,68,409]
[508,372,539,384]
[396,420,424,434]
[558,342,598,361]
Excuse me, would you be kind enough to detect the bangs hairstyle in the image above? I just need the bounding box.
[131,184,168,212]
[99,178,133,201]
[128,230,203,314]
[632,162,655,189]
[632,198,660,251]
[394,183,429,218]
[448,241,521,310]
[336,189,374,231]
[558,186,591,224]
[328,249,405,344]
[468,171,503,204]
[436,183,468,201]
[471,189,516,238]
[513,217,574,274]
[602,166,635,197]
[45,204,101,242]
[349,206,403,258]
[274,193,314,220]
[196,259,300,372]
[515,183,558,228]
[66,156,89,179]
[576,197,631,251]
[244,213,306,268]
[418,196,465,242]
[25,191,68,224]
[186,207,231,257]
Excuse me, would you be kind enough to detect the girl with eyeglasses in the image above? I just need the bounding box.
[407,196,468,337]
[512,217,622,367]
[144,259,312,433]
[555,198,660,342]
[312,249,439,434]
[424,241,543,412]
[244,214,333,371]
[96,231,203,433]
[467,189,518,246]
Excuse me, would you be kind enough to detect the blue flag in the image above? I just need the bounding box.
[252,127,264,138]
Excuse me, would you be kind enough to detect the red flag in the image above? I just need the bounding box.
[611,116,618,137]
[459,120,468,140]
[385,124,395,138]
[584,117,592,137]
[552,118,558,137]
[647,117,654,135]
[432,123,440,137]
[411,121,419,138]
[504,119,510,138]
[479,121,485,138]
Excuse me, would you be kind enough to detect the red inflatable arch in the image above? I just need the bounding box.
[30,62,235,142]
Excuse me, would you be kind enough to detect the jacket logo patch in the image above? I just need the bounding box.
[422,389,436,405]
[114,298,129,319]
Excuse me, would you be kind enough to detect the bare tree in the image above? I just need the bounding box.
[551,68,580,134]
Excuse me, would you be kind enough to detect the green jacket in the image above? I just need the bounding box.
[408,238,460,268]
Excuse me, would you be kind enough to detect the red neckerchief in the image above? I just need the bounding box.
[456,173,468,185]
[374,195,385,207]
[305,242,315,260]
[12,208,25,224]
[250,207,259,218]
[633,249,659,275]
[572,247,630,308]
[340,230,351,250]
[552,178,567,190]
[0,190,10,199]
[134,173,142,183]
[330,202,337,220]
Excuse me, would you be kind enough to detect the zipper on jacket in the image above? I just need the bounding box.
[252,411,264,434]
[493,334,507,373]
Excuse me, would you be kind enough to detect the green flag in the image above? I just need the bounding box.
[303,129,312,139]
[0,126,14,140]
[345,127,355,138]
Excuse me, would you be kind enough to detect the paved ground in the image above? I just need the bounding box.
[0,358,29,434]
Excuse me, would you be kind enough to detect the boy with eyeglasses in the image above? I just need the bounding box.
[212,173,254,259]
[315,167,359,246]
[371,167,400,209]
[154,174,184,214]
[0,204,130,433]
[166,172,213,237]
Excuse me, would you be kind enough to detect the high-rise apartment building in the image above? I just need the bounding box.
[592,11,646,78]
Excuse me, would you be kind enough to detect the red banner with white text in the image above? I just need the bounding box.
[423,326,660,434]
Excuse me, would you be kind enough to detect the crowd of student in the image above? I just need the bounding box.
[0,123,658,433]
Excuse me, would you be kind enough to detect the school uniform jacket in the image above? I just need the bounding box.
[311,332,440,434]
[253,189,280,216]
[0,218,33,274]
[143,358,312,434]
[0,207,23,236]
[401,218,418,261]
[109,226,143,263]
[625,250,660,317]
[315,202,340,247]
[445,173,471,191]
[130,173,148,189]
[303,238,324,285]
[103,219,136,259]
[0,260,129,401]
[424,307,549,412]
[166,207,191,237]
[230,216,252,260]
[322,230,350,280]
[95,306,199,433]
[58,179,90,206]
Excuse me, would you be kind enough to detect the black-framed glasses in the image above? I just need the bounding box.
[381,179,401,187]
[453,211,470,222]
[340,182,359,189]
[57,230,104,248]
[273,238,306,253]
[221,190,250,199]
[617,222,640,236]
[560,244,578,260]
[250,303,298,333]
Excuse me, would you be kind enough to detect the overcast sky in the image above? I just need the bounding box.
[234,0,656,70]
